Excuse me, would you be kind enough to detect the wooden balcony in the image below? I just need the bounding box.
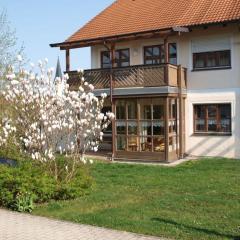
[67,64,187,91]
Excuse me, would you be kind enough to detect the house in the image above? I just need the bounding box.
[51,0,240,162]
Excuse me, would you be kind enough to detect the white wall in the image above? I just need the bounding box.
[185,89,240,158]
[182,25,240,158]
[91,24,240,90]
[90,23,240,158]
[178,25,240,90]
[91,38,166,68]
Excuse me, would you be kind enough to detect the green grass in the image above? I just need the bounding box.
[34,158,240,240]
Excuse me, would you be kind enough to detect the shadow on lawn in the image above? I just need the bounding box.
[151,217,239,239]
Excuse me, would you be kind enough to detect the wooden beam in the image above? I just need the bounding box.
[165,98,169,162]
[111,99,116,161]
[177,65,184,159]
[103,41,111,51]
[175,98,179,157]
[110,43,115,104]
[164,38,169,88]
[164,38,169,63]
[66,49,70,72]
[110,44,116,68]
[52,29,173,50]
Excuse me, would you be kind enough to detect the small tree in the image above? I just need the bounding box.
[0,58,114,181]
[0,10,24,89]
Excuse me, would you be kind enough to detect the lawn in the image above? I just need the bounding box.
[34,158,240,240]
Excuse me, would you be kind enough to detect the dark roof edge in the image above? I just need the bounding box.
[50,19,240,48]
[50,27,173,48]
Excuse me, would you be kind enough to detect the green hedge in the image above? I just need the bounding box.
[0,160,93,212]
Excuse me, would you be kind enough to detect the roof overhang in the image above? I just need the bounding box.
[50,27,189,50]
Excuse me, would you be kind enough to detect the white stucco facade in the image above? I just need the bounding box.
[186,89,240,158]
[90,24,240,159]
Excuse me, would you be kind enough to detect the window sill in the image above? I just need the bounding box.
[192,66,232,72]
[192,132,232,137]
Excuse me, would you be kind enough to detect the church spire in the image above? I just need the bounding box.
[55,57,62,79]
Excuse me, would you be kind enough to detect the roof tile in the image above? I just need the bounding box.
[66,0,240,42]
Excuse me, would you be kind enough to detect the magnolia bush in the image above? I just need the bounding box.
[0,118,16,146]
[0,56,114,180]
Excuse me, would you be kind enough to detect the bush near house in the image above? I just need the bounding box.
[0,58,109,212]
[0,154,93,212]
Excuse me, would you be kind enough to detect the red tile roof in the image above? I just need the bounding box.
[66,0,240,43]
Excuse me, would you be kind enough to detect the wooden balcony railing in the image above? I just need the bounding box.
[67,64,187,90]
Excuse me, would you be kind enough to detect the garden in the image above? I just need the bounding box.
[33,158,240,240]
[0,57,240,240]
[0,57,113,212]
[0,7,239,240]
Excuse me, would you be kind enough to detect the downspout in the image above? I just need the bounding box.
[177,65,184,159]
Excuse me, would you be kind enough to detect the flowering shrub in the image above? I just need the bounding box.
[0,56,114,181]
[0,118,16,146]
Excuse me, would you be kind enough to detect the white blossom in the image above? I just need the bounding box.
[6,73,16,80]
[0,57,114,175]
[101,93,107,98]
[88,84,94,91]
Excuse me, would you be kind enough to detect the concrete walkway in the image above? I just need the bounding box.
[0,209,167,240]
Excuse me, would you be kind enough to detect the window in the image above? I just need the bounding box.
[169,99,178,152]
[116,100,126,120]
[194,104,231,134]
[115,98,180,154]
[115,98,166,153]
[101,51,111,68]
[193,50,231,70]
[101,49,130,68]
[144,45,165,65]
[115,49,130,67]
[169,43,177,65]
[144,43,177,65]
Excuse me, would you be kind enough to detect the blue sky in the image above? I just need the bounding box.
[0,0,114,71]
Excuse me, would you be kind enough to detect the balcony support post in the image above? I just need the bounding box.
[164,38,169,85]
[102,42,116,160]
[111,99,116,161]
[164,38,169,63]
[66,49,70,72]
[110,43,115,160]
[165,97,170,162]
[110,43,115,104]
[177,65,184,159]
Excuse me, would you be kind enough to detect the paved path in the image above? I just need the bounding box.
[0,209,166,240]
